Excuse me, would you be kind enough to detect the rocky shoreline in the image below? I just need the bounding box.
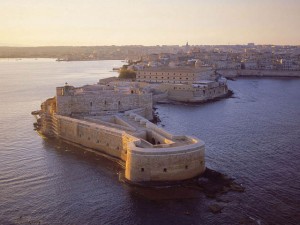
[119,167,245,214]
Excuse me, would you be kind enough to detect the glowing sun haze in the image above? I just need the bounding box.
[1,0,300,46]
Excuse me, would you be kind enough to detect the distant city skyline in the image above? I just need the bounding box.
[1,0,300,46]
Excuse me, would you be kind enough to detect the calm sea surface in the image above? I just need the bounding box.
[0,59,299,225]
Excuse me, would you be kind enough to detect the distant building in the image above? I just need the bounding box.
[244,60,258,70]
[136,67,215,84]
[280,59,293,70]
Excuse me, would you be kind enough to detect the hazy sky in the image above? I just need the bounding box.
[1,0,300,46]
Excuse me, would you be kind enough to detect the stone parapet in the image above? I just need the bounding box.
[125,137,205,182]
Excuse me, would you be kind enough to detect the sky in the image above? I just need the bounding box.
[1,0,300,46]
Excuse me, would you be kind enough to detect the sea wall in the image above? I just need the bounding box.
[123,113,206,182]
[217,69,300,78]
[125,137,205,182]
[238,69,300,77]
[167,85,228,102]
[168,89,194,101]
[56,115,131,161]
[53,114,205,183]
[152,93,168,103]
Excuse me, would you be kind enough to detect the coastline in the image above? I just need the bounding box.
[156,89,234,105]
[218,69,300,78]
[2,58,299,225]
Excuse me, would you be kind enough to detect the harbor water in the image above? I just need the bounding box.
[0,59,299,225]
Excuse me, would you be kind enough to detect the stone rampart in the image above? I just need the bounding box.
[152,93,168,103]
[56,115,130,161]
[125,137,205,182]
[167,85,227,102]
[51,113,206,183]
[56,92,153,120]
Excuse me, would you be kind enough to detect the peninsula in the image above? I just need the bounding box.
[33,82,205,183]
[32,54,236,183]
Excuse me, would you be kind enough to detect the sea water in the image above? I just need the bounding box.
[0,59,299,225]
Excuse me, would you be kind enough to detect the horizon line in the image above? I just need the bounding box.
[1,44,300,48]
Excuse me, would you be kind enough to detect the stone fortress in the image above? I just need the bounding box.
[34,61,232,183]
[35,82,205,183]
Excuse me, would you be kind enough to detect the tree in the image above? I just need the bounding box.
[118,68,136,79]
